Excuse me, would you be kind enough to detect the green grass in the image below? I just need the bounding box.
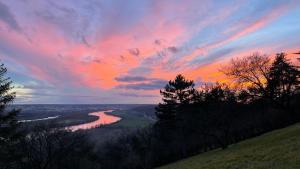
[158,123,300,169]
[106,109,155,128]
[83,109,155,146]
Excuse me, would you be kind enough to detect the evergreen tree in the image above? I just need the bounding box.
[155,74,195,120]
[267,53,300,107]
[0,62,20,167]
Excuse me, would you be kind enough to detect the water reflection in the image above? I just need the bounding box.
[67,110,121,131]
[18,116,60,123]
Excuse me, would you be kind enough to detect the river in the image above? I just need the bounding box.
[66,110,121,131]
[18,116,60,123]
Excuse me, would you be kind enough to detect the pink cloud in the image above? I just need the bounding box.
[1,0,299,99]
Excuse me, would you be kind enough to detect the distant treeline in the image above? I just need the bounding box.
[0,52,299,169]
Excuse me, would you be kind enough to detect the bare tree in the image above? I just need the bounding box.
[16,125,98,169]
[221,53,271,99]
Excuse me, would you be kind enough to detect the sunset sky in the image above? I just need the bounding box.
[0,0,300,104]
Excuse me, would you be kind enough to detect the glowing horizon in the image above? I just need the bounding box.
[0,0,300,104]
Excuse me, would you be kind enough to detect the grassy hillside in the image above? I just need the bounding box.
[158,123,300,169]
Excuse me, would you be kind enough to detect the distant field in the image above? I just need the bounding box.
[106,108,156,128]
[15,104,156,127]
[158,123,300,169]
[82,108,156,146]
[15,104,156,145]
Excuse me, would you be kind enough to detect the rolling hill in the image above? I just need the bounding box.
[158,123,300,169]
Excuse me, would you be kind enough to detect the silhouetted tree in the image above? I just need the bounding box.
[14,125,99,169]
[267,53,300,108]
[196,83,238,149]
[0,62,21,168]
[203,83,236,104]
[222,53,270,100]
[91,53,300,168]
[0,63,19,139]
[155,74,195,120]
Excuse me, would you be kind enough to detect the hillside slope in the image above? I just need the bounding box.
[158,123,300,169]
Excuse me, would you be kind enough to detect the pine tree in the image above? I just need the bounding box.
[267,53,300,107]
[0,62,20,150]
[155,74,195,120]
